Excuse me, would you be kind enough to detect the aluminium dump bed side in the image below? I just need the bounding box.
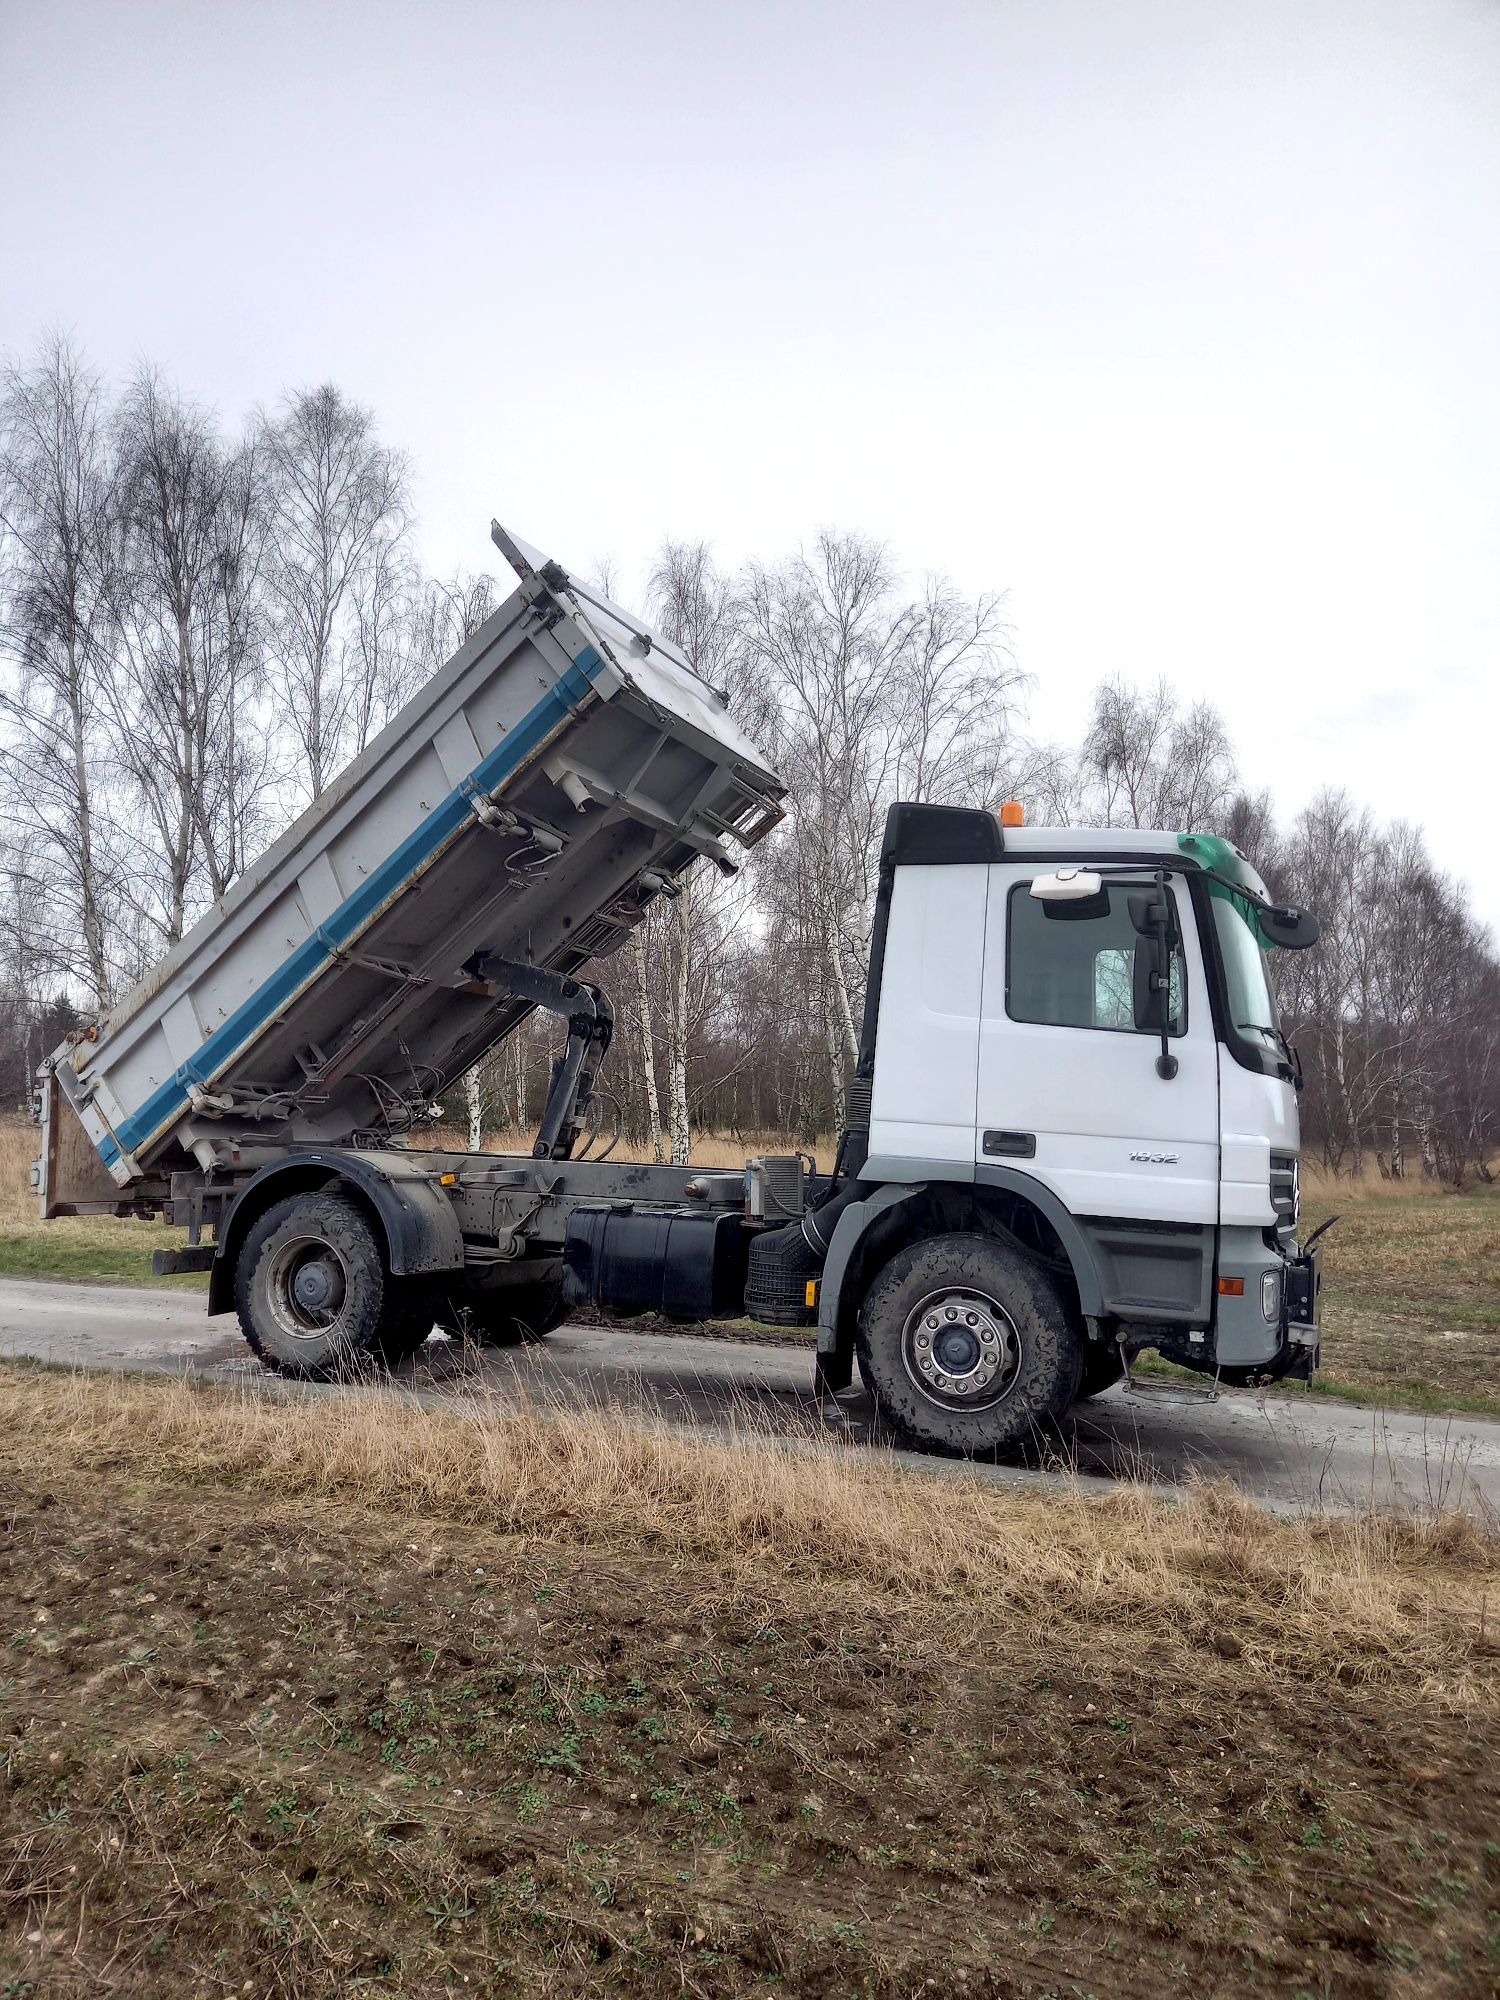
[39,524,783,1206]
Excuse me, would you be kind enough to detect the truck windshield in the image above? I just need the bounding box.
[1210,895,1280,1052]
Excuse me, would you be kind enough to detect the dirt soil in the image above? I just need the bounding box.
[4,1460,1499,1998]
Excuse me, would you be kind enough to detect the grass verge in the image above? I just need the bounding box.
[0,1218,206,1288]
[2,1363,1499,1996]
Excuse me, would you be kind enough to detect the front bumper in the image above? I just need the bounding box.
[1280,1240,1321,1381]
[1214,1227,1320,1379]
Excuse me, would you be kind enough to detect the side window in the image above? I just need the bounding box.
[1006,884,1186,1035]
[1092,947,1135,1030]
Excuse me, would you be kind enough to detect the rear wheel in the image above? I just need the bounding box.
[444,1269,568,1348]
[856,1232,1081,1456]
[378,1280,439,1365]
[235,1191,405,1380]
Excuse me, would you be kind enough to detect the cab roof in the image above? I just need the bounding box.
[879,803,1272,904]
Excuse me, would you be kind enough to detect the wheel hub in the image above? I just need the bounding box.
[265,1233,350,1340]
[901,1289,1020,1408]
[292,1256,344,1315]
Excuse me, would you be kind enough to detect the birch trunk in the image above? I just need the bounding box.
[825,997,848,1134]
[512,1036,527,1132]
[630,928,665,1163]
[666,890,692,1166]
[66,649,110,1008]
[825,922,858,1130]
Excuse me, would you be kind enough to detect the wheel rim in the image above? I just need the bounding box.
[264,1232,350,1344]
[900,1287,1022,1411]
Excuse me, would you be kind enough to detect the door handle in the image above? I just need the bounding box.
[982,1130,1036,1158]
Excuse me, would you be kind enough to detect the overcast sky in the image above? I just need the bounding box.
[3,0,1498,927]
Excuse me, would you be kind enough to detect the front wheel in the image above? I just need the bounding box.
[856,1233,1081,1457]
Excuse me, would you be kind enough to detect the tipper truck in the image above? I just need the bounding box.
[34,522,1325,1456]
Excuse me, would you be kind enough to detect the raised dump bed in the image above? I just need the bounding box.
[37,523,783,1211]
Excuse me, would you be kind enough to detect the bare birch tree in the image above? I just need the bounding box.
[196,436,274,895]
[0,336,120,1004]
[743,534,1011,1125]
[1080,677,1237,831]
[646,541,750,1163]
[259,385,410,799]
[402,569,499,692]
[107,369,256,946]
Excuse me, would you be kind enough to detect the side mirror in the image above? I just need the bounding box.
[1260,904,1320,950]
[1132,937,1169,1034]
[1030,868,1103,902]
[1127,891,1177,942]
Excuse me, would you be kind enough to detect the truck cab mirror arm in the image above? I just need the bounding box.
[1129,874,1179,1080]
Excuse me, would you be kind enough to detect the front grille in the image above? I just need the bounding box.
[1270,1152,1299,1243]
[844,1075,873,1134]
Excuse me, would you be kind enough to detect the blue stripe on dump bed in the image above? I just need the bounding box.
[106,649,607,1164]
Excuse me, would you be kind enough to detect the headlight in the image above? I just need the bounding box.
[1261,1269,1282,1323]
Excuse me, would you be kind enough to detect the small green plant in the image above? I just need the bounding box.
[537,1733,584,1778]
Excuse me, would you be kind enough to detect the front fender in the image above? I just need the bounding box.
[813,1183,921,1391]
[813,1163,1116,1395]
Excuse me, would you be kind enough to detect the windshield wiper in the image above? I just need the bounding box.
[1238,1021,1301,1084]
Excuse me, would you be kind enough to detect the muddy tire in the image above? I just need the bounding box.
[856,1232,1082,1457]
[235,1191,402,1380]
[1074,1343,1125,1401]
[465,1270,568,1347]
[377,1281,439,1365]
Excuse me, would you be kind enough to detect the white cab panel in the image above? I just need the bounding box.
[868,864,989,1165]
[976,863,1220,1223]
[1220,1061,1298,1225]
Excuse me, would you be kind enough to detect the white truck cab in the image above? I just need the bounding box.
[750,802,1323,1454]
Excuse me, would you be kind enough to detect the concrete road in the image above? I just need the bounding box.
[3,1274,1498,1519]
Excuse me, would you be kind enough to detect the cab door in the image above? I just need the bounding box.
[975,865,1219,1224]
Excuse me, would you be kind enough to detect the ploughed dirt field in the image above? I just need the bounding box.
[3,1368,1500,1997]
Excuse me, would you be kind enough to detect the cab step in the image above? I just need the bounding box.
[1118,1353,1221,1405]
[1120,1378,1221,1406]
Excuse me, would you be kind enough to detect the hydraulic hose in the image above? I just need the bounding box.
[800,1177,865,1258]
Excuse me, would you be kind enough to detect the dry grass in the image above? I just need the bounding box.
[1300,1178,1500,1410]
[4,1360,1496,1708]
[1300,1159,1496,1196]
[0,1118,192,1285]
